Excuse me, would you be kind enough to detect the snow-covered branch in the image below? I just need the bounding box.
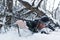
[18,0,44,17]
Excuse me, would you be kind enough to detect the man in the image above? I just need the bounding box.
[41,16,55,31]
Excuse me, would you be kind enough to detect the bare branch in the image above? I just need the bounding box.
[54,2,60,19]
[18,8,28,13]
[18,0,45,17]
[37,0,43,8]
[32,0,35,6]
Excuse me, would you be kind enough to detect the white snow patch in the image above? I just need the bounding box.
[0,27,60,40]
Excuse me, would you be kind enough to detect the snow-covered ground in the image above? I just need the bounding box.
[0,27,60,40]
[0,0,60,40]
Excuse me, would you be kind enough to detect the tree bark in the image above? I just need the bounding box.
[18,0,45,17]
[7,0,13,12]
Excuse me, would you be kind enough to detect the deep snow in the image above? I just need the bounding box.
[0,0,60,40]
[0,27,60,40]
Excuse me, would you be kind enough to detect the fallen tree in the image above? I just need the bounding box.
[18,0,45,17]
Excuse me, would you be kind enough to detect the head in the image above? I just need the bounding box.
[37,21,46,30]
[41,17,49,22]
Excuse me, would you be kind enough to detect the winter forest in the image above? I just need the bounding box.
[0,0,60,40]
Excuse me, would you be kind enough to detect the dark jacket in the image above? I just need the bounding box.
[26,20,38,33]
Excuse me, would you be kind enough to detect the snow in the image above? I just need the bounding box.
[45,12,60,25]
[46,0,60,11]
[22,0,41,7]
[22,0,33,5]
[0,27,60,40]
[0,0,60,40]
[39,7,60,25]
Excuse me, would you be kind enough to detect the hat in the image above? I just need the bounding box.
[41,17,49,22]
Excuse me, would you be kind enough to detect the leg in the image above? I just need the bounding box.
[16,25,21,36]
[48,25,55,31]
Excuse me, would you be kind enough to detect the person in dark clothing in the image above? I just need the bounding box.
[15,16,56,34]
[41,17,49,22]
[26,20,47,34]
[41,16,55,31]
[26,20,38,33]
[26,16,56,34]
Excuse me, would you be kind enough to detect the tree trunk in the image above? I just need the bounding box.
[7,0,13,12]
[18,0,45,17]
